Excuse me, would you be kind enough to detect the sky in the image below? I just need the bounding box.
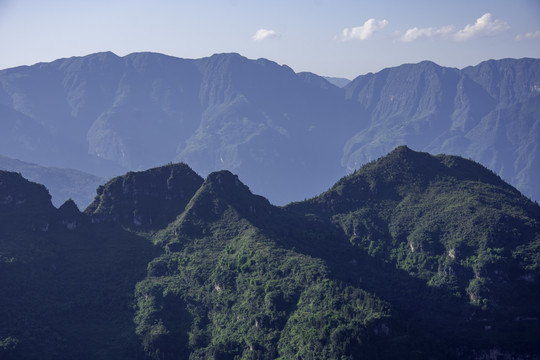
[0,0,539,79]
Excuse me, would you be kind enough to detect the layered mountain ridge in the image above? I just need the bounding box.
[1,147,539,359]
[342,58,540,201]
[1,52,538,204]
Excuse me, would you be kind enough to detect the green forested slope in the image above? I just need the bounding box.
[289,146,540,354]
[132,170,392,359]
[1,148,539,359]
[0,172,158,359]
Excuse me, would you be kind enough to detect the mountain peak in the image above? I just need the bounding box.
[58,198,80,215]
[387,144,413,156]
[202,170,271,208]
[205,169,247,191]
[363,146,511,190]
[197,52,247,68]
[303,146,521,215]
[207,52,245,59]
[178,169,273,228]
[88,51,120,60]
[0,171,56,233]
[55,51,121,68]
[0,171,54,213]
[85,163,203,228]
[57,198,86,230]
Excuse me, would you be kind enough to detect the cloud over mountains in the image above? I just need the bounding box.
[399,13,509,42]
[340,19,389,41]
[252,28,278,41]
[515,30,540,41]
[454,13,509,41]
[339,13,510,43]
[400,25,454,42]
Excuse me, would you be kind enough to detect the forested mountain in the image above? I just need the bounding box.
[1,147,539,359]
[0,155,104,208]
[0,53,538,204]
[0,171,157,359]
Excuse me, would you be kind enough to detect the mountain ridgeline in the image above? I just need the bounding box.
[0,52,538,205]
[1,147,539,359]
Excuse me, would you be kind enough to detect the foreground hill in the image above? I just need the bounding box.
[0,171,157,359]
[1,148,539,359]
[289,147,540,349]
[0,53,538,204]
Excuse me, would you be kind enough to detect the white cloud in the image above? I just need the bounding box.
[399,25,454,42]
[454,13,509,41]
[398,13,509,43]
[252,29,278,41]
[516,30,540,41]
[340,19,389,41]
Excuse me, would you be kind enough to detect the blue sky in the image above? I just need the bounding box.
[0,0,539,78]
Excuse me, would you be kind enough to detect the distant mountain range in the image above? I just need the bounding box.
[0,52,538,204]
[323,76,351,87]
[1,147,539,359]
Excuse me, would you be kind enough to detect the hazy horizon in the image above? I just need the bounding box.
[1,0,539,78]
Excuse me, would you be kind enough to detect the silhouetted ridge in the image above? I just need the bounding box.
[85,163,203,228]
[0,171,58,233]
[58,198,80,215]
[57,199,87,230]
[0,171,54,214]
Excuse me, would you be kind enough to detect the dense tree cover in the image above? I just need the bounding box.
[289,146,540,353]
[132,171,392,359]
[1,148,539,359]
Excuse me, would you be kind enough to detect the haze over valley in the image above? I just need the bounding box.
[0,52,538,207]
